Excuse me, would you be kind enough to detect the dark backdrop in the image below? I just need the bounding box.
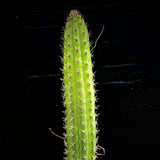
[0,1,160,160]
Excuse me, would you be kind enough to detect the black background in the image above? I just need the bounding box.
[0,0,160,159]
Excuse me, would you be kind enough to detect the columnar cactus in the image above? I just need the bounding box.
[62,10,98,160]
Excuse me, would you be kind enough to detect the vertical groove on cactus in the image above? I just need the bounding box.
[62,9,98,160]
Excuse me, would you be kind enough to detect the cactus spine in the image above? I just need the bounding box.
[62,10,98,160]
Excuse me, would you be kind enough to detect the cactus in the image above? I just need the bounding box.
[61,10,99,160]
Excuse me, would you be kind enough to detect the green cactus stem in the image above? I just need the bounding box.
[62,9,98,160]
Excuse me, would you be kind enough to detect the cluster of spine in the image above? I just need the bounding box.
[61,10,98,160]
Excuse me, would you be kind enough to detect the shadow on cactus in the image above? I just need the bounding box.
[50,9,105,160]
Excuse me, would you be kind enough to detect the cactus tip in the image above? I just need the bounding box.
[69,9,80,17]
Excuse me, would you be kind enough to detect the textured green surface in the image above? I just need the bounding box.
[62,10,97,160]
